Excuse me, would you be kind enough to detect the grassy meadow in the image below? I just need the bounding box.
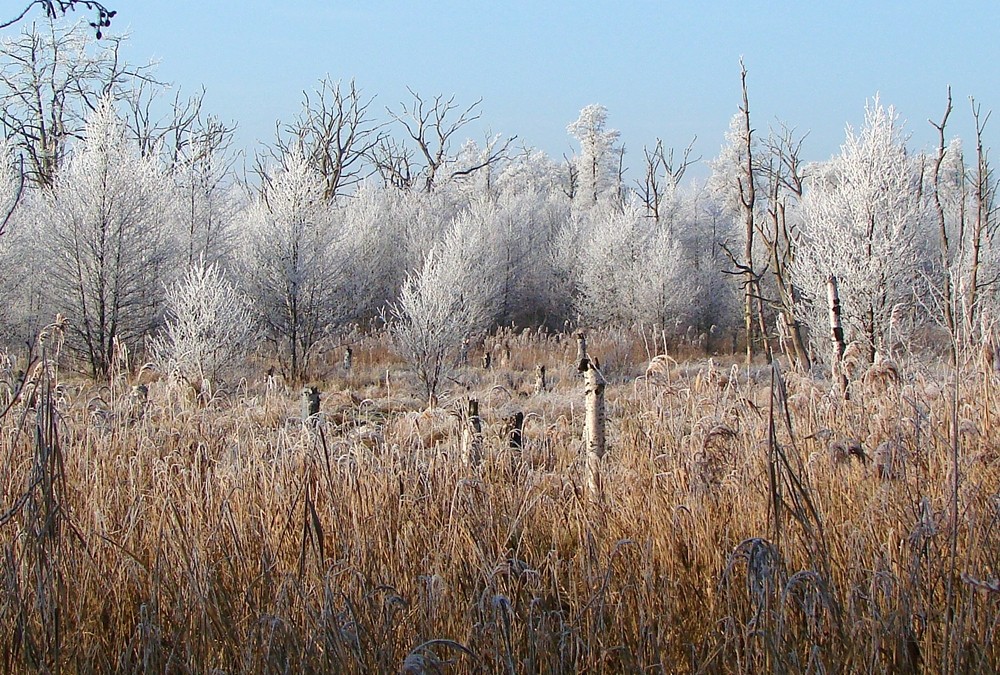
[1,327,999,673]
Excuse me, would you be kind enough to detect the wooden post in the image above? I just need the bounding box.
[827,276,849,399]
[534,364,546,395]
[506,411,524,451]
[301,385,320,423]
[461,399,483,467]
[504,410,525,474]
[583,358,607,498]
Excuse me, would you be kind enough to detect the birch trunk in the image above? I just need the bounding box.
[827,276,849,399]
[584,359,607,497]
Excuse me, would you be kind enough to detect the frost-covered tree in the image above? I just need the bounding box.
[926,95,1000,350]
[0,20,152,187]
[495,145,567,198]
[448,190,565,326]
[567,104,622,207]
[391,187,466,270]
[390,217,498,404]
[240,146,345,380]
[636,137,698,223]
[963,100,1000,339]
[707,64,769,363]
[0,137,23,237]
[795,97,928,361]
[445,134,520,199]
[33,98,170,376]
[0,138,37,347]
[333,183,409,323]
[573,202,693,328]
[152,260,252,393]
[376,89,512,193]
[170,114,241,266]
[574,203,648,325]
[756,124,812,369]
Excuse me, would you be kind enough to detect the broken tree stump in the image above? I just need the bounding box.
[301,385,321,424]
[583,358,606,498]
[827,275,849,399]
[534,364,546,394]
[461,398,483,467]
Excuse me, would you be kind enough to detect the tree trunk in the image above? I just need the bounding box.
[739,61,757,366]
[584,359,606,498]
[783,312,812,372]
[827,276,849,399]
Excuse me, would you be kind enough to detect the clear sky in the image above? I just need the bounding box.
[105,1,1000,178]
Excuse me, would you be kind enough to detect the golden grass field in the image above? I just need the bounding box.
[2,327,998,673]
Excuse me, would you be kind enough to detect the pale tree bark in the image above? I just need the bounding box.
[827,276,849,399]
[534,364,546,394]
[301,385,320,423]
[583,357,606,499]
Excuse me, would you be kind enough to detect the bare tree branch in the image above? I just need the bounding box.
[268,78,381,200]
[1,1,116,37]
[382,89,499,192]
[635,136,699,221]
[0,22,156,186]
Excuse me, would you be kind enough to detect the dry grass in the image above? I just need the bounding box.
[1,328,999,672]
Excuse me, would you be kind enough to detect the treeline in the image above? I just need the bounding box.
[0,21,996,388]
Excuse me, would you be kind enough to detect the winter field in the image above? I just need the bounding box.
[2,326,999,672]
[1,16,1000,673]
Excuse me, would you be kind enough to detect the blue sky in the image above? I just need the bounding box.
[109,1,1000,177]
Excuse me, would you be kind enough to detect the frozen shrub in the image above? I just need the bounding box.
[152,261,252,392]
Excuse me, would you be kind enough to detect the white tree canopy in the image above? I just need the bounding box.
[567,104,621,208]
[34,97,170,376]
[240,145,347,379]
[795,97,928,361]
